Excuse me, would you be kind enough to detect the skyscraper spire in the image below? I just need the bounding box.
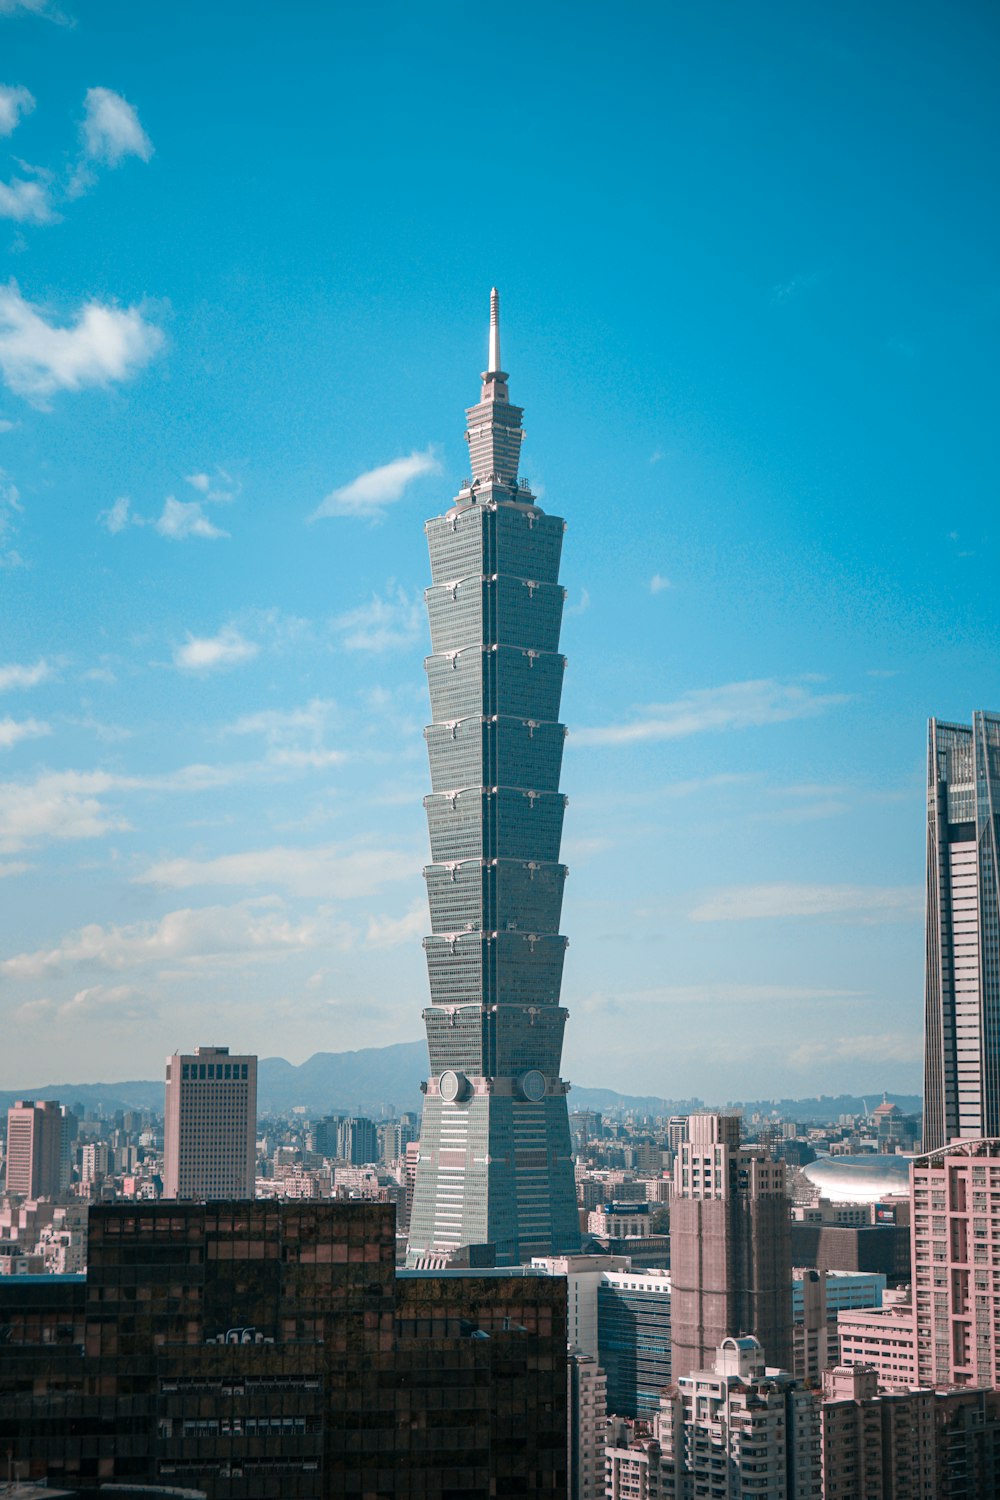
[406,297,580,1268]
[488,286,502,374]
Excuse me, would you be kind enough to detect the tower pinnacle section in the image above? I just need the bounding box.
[406,293,581,1268]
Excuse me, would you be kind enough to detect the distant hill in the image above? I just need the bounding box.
[0,1041,922,1122]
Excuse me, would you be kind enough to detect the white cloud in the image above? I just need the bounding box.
[173,626,258,673]
[0,84,34,136]
[0,281,164,401]
[13,996,53,1023]
[788,1032,922,1070]
[649,573,672,594]
[0,657,50,691]
[1,898,324,978]
[0,858,27,877]
[137,842,413,900]
[80,86,152,167]
[0,467,24,564]
[0,1,70,21]
[575,678,849,748]
[223,698,337,746]
[185,468,239,503]
[689,883,922,924]
[566,587,590,616]
[99,494,132,533]
[0,768,130,852]
[310,447,440,521]
[575,981,864,1016]
[59,982,144,1020]
[0,714,49,748]
[334,584,422,652]
[364,902,426,948]
[154,496,228,540]
[0,171,54,223]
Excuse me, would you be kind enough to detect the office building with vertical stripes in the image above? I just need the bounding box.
[923,712,1000,1152]
[406,291,581,1266]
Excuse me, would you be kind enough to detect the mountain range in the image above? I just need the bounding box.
[0,1039,920,1122]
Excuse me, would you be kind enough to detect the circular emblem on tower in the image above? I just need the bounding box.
[519,1069,547,1102]
[439,1070,470,1103]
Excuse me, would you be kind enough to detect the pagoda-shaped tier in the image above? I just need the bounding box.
[407,291,581,1268]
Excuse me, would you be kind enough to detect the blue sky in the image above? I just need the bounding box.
[0,0,997,1100]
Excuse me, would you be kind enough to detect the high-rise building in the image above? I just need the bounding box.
[923,712,1000,1152]
[820,1365,1000,1499]
[568,1350,607,1500]
[5,1100,65,1198]
[0,1200,569,1497]
[669,1112,792,1379]
[598,1269,672,1418]
[163,1046,256,1200]
[407,291,580,1267]
[605,1339,821,1499]
[337,1115,378,1165]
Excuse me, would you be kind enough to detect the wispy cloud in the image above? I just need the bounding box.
[0,897,323,979]
[0,768,130,852]
[0,1,72,23]
[310,447,440,521]
[649,573,671,594]
[0,168,55,224]
[99,495,132,533]
[137,842,413,900]
[0,281,164,402]
[690,882,922,924]
[0,657,51,691]
[365,901,426,948]
[0,714,49,748]
[101,469,238,539]
[788,1032,922,1070]
[184,468,239,503]
[0,84,34,136]
[576,678,848,748]
[68,86,152,197]
[173,626,258,673]
[334,584,422,652]
[223,698,337,746]
[80,86,152,166]
[771,270,821,304]
[566,587,590,616]
[153,496,228,540]
[575,981,864,1017]
[0,467,24,564]
[59,982,145,1021]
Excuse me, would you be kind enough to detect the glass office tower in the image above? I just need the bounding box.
[406,292,581,1266]
[924,712,1000,1152]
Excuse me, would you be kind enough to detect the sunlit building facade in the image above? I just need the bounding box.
[407,292,580,1266]
[923,712,1000,1152]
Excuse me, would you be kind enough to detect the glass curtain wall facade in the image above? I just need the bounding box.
[924,712,1000,1152]
[407,292,580,1266]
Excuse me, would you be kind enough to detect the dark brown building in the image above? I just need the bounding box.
[0,1200,568,1498]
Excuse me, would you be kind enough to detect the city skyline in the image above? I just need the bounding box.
[1,4,999,1099]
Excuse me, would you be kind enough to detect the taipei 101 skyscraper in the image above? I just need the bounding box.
[406,292,581,1266]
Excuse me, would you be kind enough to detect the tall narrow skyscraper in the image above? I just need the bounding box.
[924,712,1000,1152]
[407,291,581,1267]
[669,1113,792,1380]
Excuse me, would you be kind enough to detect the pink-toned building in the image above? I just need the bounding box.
[163,1046,257,1201]
[670,1113,792,1378]
[5,1100,64,1199]
[836,1137,1000,1392]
